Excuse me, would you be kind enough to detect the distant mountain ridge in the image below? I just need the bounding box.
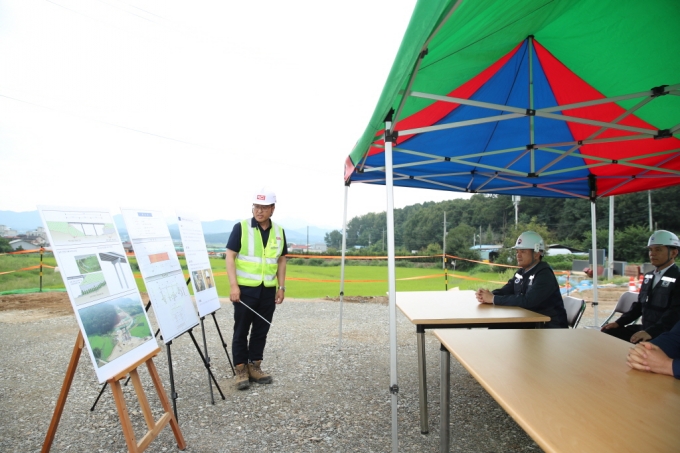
[0,210,42,230]
[1,210,332,246]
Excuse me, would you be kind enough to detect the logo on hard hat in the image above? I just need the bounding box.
[517,238,522,244]
[257,195,265,200]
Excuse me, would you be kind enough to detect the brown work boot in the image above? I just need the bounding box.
[247,360,273,384]
[235,363,250,390]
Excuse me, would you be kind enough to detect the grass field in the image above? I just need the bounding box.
[0,254,63,292]
[1,254,511,297]
[87,334,114,361]
[130,314,152,338]
[135,263,510,297]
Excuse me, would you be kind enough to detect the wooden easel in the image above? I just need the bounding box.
[42,332,186,453]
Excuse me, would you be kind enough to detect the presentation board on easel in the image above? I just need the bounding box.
[176,211,221,317]
[37,206,158,384]
[120,208,199,343]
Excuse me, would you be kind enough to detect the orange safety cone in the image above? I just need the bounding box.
[638,274,644,292]
[628,276,637,292]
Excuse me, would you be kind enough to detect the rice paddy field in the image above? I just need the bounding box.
[0,253,509,297]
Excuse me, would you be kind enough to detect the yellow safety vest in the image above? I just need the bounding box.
[235,219,284,287]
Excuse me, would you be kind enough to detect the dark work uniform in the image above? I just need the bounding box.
[226,218,288,365]
[650,320,680,379]
[492,261,568,328]
[604,264,680,342]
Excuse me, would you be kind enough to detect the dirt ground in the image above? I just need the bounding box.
[0,291,74,323]
[573,285,626,312]
[0,292,390,324]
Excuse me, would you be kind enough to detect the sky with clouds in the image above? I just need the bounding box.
[0,0,469,229]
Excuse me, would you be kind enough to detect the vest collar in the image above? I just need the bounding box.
[250,216,272,230]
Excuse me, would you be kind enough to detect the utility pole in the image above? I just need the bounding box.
[608,196,615,280]
[443,212,447,270]
[648,190,653,231]
[512,195,521,226]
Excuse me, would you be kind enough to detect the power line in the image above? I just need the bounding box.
[0,92,221,151]
[44,0,239,55]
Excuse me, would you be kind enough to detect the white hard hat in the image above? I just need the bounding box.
[648,230,680,248]
[512,231,544,252]
[252,188,276,205]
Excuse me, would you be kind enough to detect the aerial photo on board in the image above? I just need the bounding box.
[78,294,153,367]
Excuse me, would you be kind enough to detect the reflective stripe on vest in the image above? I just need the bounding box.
[235,220,283,287]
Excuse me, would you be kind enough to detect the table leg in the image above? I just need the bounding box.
[440,343,450,453]
[417,325,429,434]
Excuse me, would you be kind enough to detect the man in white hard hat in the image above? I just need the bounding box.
[476,231,568,328]
[225,188,288,390]
[602,230,680,343]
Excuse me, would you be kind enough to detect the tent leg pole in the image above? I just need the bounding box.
[591,201,599,326]
[417,326,429,434]
[385,119,399,453]
[338,184,349,350]
[440,343,450,453]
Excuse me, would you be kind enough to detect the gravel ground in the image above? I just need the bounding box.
[0,295,550,453]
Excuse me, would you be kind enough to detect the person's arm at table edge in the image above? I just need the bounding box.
[475,275,515,304]
[650,322,680,378]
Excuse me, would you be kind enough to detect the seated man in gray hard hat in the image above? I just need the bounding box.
[476,231,568,328]
[602,230,680,343]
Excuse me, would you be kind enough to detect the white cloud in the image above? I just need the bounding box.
[0,0,469,229]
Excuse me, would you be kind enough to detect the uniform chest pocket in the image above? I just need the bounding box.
[650,284,673,304]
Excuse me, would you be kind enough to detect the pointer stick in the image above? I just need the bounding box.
[238,300,273,326]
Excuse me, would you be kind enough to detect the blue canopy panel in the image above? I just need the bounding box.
[351,40,593,198]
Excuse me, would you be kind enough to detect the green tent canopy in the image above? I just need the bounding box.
[345,0,680,198]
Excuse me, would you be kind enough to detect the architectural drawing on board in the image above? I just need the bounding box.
[145,270,199,342]
[67,272,108,305]
[149,252,170,263]
[63,253,109,305]
[78,295,153,368]
[156,277,189,305]
[46,220,117,244]
[132,240,180,277]
[98,252,130,290]
[75,254,102,274]
[38,206,160,384]
[191,268,214,293]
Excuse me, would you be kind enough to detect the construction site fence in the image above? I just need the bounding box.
[3,248,579,295]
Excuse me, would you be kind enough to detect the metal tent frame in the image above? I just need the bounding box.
[338,2,680,451]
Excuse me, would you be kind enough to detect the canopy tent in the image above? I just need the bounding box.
[345,3,680,193]
[340,0,680,450]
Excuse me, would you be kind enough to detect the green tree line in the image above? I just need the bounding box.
[324,186,680,266]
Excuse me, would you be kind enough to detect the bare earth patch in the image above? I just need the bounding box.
[322,295,388,305]
[0,288,625,324]
[0,292,387,325]
[0,292,73,323]
[0,291,153,323]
